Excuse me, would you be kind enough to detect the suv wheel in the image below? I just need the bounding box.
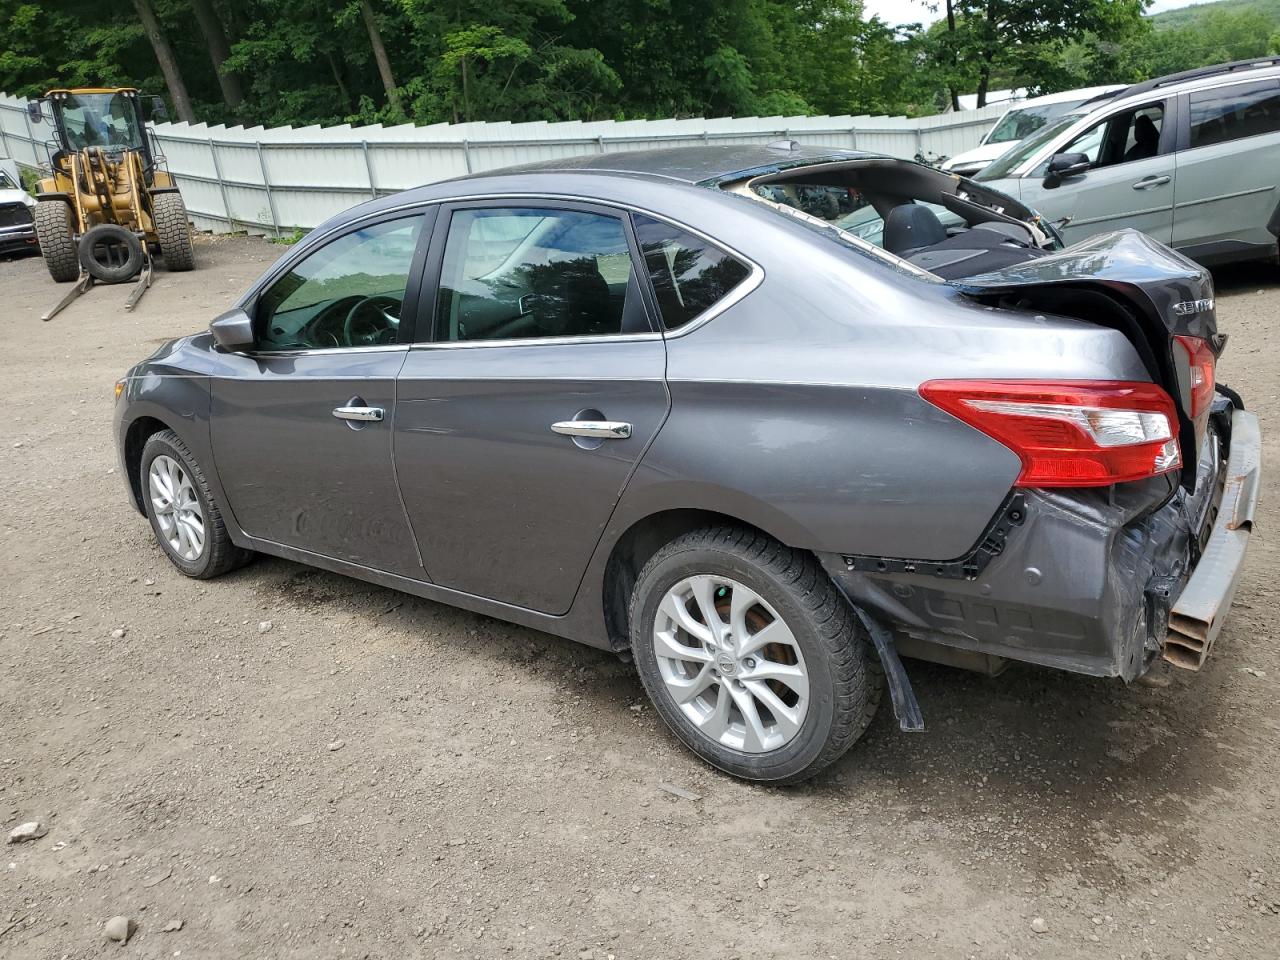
[140,430,252,579]
[629,526,883,784]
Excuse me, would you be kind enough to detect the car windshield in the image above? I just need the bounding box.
[59,92,144,153]
[975,112,1082,181]
[985,100,1083,144]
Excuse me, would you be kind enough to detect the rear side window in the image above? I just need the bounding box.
[632,215,751,330]
[1188,82,1280,148]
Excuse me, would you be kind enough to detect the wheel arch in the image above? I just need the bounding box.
[122,414,174,515]
[600,507,792,653]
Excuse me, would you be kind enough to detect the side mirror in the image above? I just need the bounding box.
[1043,152,1091,189]
[150,97,169,122]
[210,307,255,351]
[26,100,42,123]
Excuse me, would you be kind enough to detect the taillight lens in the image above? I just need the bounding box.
[920,380,1182,487]
[1174,334,1215,437]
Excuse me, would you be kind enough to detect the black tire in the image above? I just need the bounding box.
[33,199,79,282]
[140,429,253,579]
[78,223,144,283]
[152,192,195,271]
[629,526,883,784]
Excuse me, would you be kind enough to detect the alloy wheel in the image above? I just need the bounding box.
[652,575,809,753]
[148,454,205,562]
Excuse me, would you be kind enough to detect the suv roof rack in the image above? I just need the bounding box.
[1119,56,1280,100]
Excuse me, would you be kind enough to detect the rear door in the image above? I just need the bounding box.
[1018,99,1177,246]
[393,201,669,614]
[1173,78,1280,260]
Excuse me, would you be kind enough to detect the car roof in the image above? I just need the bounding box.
[469,143,872,187]
[1107,57,1280,107]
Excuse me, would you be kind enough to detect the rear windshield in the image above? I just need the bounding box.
[976,113,1082,181]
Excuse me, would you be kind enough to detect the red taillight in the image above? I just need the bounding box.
[1175,334,1215,436]
[920,380,1182,488]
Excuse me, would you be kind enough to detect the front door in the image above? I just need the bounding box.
[209,213,431,578]
[1020,99,1176,246]
[394,202,669,614]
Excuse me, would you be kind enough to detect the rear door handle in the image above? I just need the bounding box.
[1132,175,1171,190]
[333,405,384,422]
[551,420,632,439]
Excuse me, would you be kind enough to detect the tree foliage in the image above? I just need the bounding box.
[0,0,1275,130]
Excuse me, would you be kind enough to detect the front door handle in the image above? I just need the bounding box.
[333,405,384,422]
[551,420,632,439]
[1132,175,1171,190]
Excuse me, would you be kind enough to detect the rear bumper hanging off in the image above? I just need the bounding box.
[1164,407,1261,669]
[822,399,1260,682]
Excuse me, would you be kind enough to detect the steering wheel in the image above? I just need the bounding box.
[343,295,401,347]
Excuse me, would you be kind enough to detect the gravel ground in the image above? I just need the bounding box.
[2,235,1278,960]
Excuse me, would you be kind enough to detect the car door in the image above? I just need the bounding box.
[1173,78,1280,259]
[1018,99,1177,246]
[394,200,668,614]
[208,211,433,578]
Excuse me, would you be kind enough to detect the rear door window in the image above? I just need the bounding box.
[1188,81,1280,148]
[632,214,751,331]
[434,206,645,342]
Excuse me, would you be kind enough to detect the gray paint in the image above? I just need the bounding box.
[112,147,1243,681]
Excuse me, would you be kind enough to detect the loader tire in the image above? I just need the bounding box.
[33,200,79,283]
[153,192,195,271]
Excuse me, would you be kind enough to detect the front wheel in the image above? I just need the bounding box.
[152,192,195,271]
[629,527,883,784]
[140,429,251,579]
[33,200,79,282]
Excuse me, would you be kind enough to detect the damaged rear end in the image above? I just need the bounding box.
[828,229,1261,681]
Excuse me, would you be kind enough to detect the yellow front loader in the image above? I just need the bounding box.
[28,88,195,319]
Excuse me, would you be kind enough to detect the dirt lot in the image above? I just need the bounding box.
[1,236,1278,960]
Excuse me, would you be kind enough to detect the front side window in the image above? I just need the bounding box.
[435,207,638,342]
[975,112,1083,181]
[1189,81,1280,148]
[256,216,423,351]
[1055,102,1166,171]
[632,214,751,330]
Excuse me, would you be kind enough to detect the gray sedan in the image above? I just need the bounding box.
[114,145,1260,783]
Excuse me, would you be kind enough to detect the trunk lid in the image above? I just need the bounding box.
[949,229,1220,489]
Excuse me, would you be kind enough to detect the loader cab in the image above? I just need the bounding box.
[31,89,159,184]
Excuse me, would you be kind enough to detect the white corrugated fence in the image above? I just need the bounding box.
[0,93,1005,235]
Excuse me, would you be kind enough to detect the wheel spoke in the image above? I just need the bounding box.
[689,576,725,635]
[741,661,808,701]
[668,662,716,704]
[174,516,193,557]
[657,592,714,647]
[697,682,732,740]
[744,679,803,741]
[737,617,796,660]
[180,514,205,554]
[728,583,758,643]
[653,625,712,665]
[726,681,769,752]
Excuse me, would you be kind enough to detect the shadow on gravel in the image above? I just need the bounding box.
[1210,259,1279,295]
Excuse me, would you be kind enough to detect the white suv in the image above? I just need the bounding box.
[975,58,1280,268]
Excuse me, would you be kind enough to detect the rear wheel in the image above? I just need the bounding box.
[629,526,883,784]
[152,192,195,271]
[141,429,252,579]
[33,200,79,282]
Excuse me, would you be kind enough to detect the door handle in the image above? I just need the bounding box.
[1132,175,1171,190]
[333,405,384,422]
[551,420,632,439]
